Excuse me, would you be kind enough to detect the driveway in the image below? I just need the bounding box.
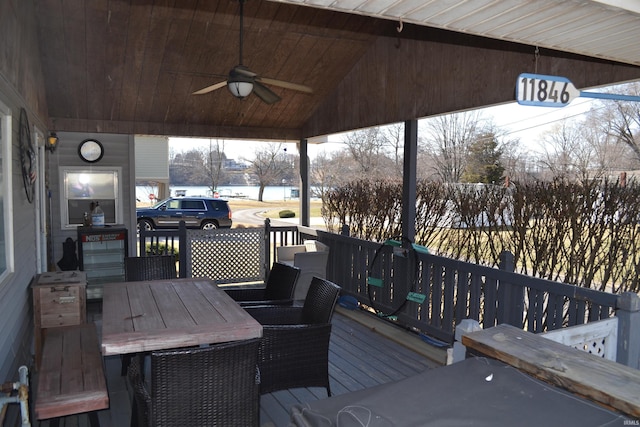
[233,208,326,228]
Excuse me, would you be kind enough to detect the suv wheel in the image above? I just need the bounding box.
[138,219,154,232]
[201,220,218,230]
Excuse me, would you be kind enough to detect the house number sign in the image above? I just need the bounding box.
[516,73,640,107]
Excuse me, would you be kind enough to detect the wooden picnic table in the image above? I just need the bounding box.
[101,277,262,356]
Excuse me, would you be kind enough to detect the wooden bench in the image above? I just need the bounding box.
[462,323,640,417]
[35,323,109,427]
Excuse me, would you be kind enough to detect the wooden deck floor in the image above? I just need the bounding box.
[35,303,440,427]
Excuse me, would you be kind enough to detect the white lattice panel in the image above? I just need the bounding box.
[186,227,266,284]
[542,317,618,362]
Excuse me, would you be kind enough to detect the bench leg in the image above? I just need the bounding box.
[121,354,131,376]
[88,411,101,427]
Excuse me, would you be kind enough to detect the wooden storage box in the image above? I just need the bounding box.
[32,271,87,368]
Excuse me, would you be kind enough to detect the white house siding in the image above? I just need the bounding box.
[0,99,41,385]
[135,135,169,180]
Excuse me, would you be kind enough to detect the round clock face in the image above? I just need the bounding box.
[78,139,104,163]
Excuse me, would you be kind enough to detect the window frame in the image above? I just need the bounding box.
[0,99,15,285]
[59,166,123,228]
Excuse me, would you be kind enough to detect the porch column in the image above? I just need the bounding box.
[298,139,310,227]
[402,119,418,242]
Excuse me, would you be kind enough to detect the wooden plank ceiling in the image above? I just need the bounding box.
[35,0,388,140]
[34,0,640,141]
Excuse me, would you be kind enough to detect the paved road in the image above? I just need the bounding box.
[233,208,291,227]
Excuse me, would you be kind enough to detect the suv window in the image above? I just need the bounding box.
[210,201,224,211]
[182,200,205,210]
[167,200,180,209]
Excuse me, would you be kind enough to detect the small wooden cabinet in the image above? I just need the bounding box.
[32,271,87,368]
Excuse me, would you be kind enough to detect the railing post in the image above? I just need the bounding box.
[178,220,187,278]
[615,292,640,369]
[450,319,482,364]
[139,228,146,257]
[264,218,272,270]
[497,251,523,327]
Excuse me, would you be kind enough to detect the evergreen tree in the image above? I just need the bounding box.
[461,133,504,184]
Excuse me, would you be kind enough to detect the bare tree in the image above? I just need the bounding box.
[420,111,485,182]
[342,127,391,179]
[311,150,355,196]
[581,111,637,177]
[245,143,292,201]
[539,120,592,181]
[538,111,639,182]
[170,148,207,185]
[594,82,640,162]
[200,139,226,194]
[384,123,404,177]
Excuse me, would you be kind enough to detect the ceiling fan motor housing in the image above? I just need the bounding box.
[227,67,254,98]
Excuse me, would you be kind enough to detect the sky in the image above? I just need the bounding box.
[168,85,616,161]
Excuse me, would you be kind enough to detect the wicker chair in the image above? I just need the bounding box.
[121,255,177,375]
[223,262,301,306]
[128,338,261,427]
[244,277,341,396]
[124,255,177,282]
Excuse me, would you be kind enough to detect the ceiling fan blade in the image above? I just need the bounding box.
[252,81,281,105]
[192,80,227,95]
[257,77,313,94]
[234,66,257,78]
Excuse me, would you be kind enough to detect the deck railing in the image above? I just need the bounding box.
[314,230,620,345]
[138,221,639,368]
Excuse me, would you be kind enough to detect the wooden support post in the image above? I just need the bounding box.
[299,139,310,227]
[178,220,188,278]
[401,119,417,243]
[497,251,523,327]
[616,292,640,369]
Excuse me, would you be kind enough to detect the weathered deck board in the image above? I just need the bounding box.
[36,306,438,426]
[463,323,640,418]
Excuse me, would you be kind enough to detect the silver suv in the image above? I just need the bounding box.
[136,197,232,231]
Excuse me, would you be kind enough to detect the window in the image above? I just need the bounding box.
[182,200,205,210]
[60,167,122,228]
[0,100,14,283]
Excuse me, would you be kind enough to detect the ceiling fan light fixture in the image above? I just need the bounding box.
[228,80,253,99]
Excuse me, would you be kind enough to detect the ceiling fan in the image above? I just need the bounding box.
[192,0,313,104]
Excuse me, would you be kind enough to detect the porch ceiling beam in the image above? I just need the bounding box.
[49,118,304,141]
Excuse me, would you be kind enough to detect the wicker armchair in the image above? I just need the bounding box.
[124,255,177,281]
[244,277,341,396]
[121,255,177,375]
[128,338,261,427]
[223,262,301,306]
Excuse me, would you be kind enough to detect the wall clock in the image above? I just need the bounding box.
[78,139,104,163]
